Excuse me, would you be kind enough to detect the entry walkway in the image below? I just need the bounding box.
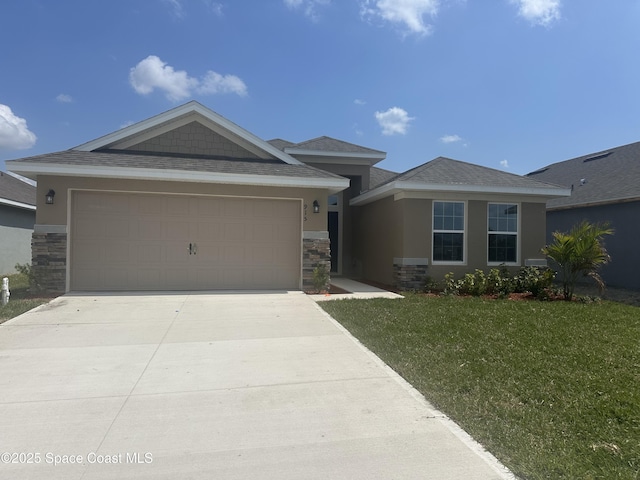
[310,277,404,301]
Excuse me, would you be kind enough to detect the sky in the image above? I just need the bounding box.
[1,0,640,177]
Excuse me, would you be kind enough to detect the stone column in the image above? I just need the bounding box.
[31,226,67,293]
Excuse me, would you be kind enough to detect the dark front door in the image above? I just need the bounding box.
[328,211,339,273]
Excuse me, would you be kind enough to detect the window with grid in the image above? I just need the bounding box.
[432,201,464,263]
[488,203,518,263]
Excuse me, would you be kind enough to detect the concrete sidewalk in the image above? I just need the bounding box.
[0,292,514,479]
[310,277,404,301]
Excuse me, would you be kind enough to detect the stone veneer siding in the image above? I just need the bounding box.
[32,232,67,293]
[393,258,428,291]
[302,234,331,292]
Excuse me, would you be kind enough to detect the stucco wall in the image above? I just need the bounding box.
[35,176,328,232]
[352,196,403,284]
[0,204,35,274]
[353,195,549,287]
[547,201,640,289]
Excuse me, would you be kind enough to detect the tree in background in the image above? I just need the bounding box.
[542,221,614,301]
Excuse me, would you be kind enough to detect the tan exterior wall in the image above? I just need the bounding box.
[352,196,403,285]
[35,176,328,232]
[353,196,550,287]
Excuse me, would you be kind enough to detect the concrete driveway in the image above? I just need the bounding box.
[0,292,513,479]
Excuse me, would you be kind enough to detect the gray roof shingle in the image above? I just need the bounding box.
[384,157,563,190]
[7,150,346,181]
[526,140,640,209]
[285,136,385,155]
[369,166,398,189]
[0,171,36,206]
[267,139,295,151]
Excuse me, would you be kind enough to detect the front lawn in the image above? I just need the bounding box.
[0,272,53,323]
[321,294,640,480]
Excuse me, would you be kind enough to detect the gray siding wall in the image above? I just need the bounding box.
[546,201,640,289]
[128,121,261,158]
[0,205,36,274]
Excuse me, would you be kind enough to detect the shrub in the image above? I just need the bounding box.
[14,263,41,292]
[441,267,555,299]
[542,221,613,301]
[513,266,555,298]
[312,263,329,293]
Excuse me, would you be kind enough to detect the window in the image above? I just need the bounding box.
[433,201,464,262]
[488,203,518,263]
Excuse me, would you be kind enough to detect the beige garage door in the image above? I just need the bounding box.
[71,191,301,291]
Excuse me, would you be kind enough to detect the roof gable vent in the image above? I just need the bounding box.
[583,152,611,162]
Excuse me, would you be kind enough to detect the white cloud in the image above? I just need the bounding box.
[56,93,73,103]
[500,159,509,168]
[129,55,247,101]
[0,104,37,150]
[284,0,330,21]
[360,0,440,35]
[165,0,185,18]
[511,0,561,26]
[354,99,366,105]
[375,107,414,135]
[440,134,462,144]
[198,71,247,96]
[206,1,223,16]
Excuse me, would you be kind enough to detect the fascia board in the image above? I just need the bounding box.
[74,102,303,166]
[285,148,386,160]
[350,181,572,206]
[7,162,349,191]
[0,198,36,210]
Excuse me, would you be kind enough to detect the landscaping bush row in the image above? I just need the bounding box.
[424,266,556,299]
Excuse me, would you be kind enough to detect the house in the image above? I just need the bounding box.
[0,171,36,274]
[526,140,640,289]
[6,101,570,293]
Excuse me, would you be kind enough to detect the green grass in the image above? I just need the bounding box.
[321,294,640,480]
[0,272,52,323]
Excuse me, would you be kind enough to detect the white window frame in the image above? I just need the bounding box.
[487,202,520,266]
[432,200,466,265]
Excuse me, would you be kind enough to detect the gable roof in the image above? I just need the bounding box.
[526,140,640,210]
[7,150,348,191]
[75,101,303,166]
[351,157,571,206]
[0,171,36,210]
[6,102,349,192]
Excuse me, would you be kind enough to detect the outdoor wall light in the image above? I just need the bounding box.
[313,200,320,214]
[45,189,55,205]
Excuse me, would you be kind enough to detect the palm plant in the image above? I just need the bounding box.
[542,221,613,301]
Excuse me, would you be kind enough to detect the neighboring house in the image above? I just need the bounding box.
[0,171,36,274]
[526,141,640,289]
[7,101,569,293]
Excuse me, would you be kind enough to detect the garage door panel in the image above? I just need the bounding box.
[103,242,133,264]
[71,192,301,291]
[224,223,248,242]
[74,216,105,239]
[138,219,163,240]
[137,244,163,264]
[103,218,132,239]
[138,195,163,215]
